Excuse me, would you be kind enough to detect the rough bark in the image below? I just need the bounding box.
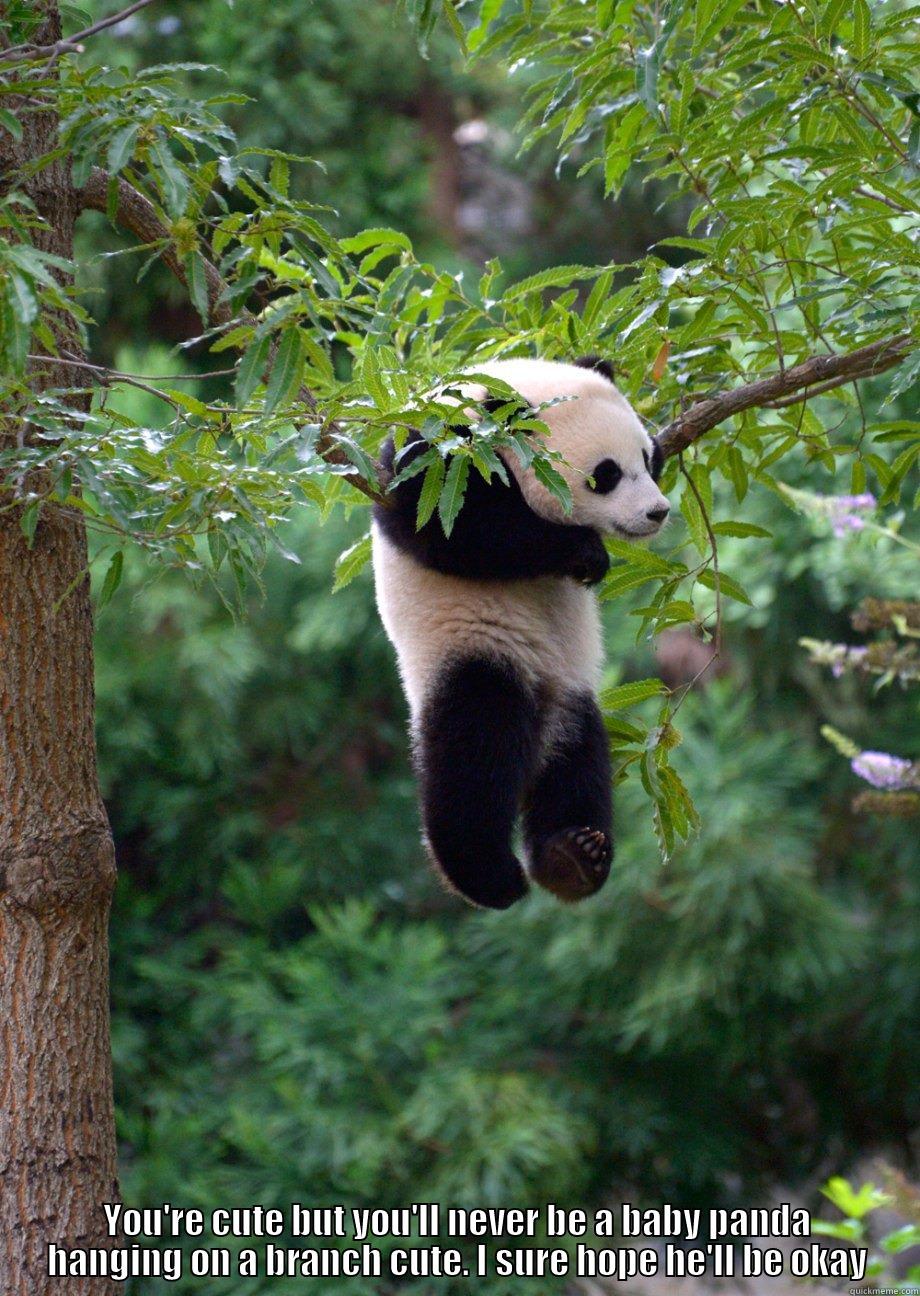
[0,4,120,1293]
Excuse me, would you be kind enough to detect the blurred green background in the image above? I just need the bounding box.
[77,2,917,1291]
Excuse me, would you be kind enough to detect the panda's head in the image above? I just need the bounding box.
[474,356,670,538]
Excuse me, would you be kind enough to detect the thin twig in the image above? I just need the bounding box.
[29,354,236,383]
[854,185,912,214]
[668,459,722,714]
[3,0,157,63]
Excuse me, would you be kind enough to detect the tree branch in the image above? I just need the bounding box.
[80,171,915,500]
[82,168,232,325]
[79,168,388,506]
[3,0,157,63]
[657,335,913,459]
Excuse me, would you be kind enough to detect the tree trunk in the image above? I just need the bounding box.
[0,4,120,1292]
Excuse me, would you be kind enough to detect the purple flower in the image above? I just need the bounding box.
[851,750,915,791]
[828,493,876,537]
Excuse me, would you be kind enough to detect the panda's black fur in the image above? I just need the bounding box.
[372,357,669,909]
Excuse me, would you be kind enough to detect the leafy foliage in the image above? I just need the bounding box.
[1,1,907,1284]
[815,1175,920,1289]
[4,0,918,844]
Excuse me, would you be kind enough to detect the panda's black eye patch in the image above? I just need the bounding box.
[589,459,622,494]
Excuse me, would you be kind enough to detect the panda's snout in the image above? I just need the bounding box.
[646,505,670,524]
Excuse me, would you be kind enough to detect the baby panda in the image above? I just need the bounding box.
[372,356,670,910]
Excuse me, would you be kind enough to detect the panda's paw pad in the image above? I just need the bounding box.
[531,827,612,903]
[571,827,610,868]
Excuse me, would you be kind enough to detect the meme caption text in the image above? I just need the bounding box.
[48,1202,869,1284]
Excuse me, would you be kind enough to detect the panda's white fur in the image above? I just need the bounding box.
[373,357,668,725]
[374,531,601,721]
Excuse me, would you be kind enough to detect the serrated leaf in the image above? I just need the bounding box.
[532,456,572,512]
[19,500,41,546]
[681,480,708,555]
[264,327,304,413]
[333,533,372,592]
[235,332,271,407]
[107,122,139,175]
[152,134,188,217]
[853,0,871,59]
[600,566,661,600]
[184,253,209,326]
[697,567,752,606]
[438,453,469,536]
[712,521,772,538]
[416,457,445,530]
[162,388,212,418]
[504,264,602,301]
[97,550,124,609]
[341,227,412,255]
[601,678,665,711]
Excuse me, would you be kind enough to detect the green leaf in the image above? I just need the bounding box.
[636,43,660,117]
[811,1219,862,1241]
[162,388,212,418]
[360,346,391,412]
[600,566,661,600]
[97,550,124,609]
[333,533,372,592]
[235,332,272,407]
[601,678,666,711]
[532,456,572,513]
[19,500,41,547]
[504,264,602,301]
[416,457,445,530]
[438,454,470,536]
[152,134,189,217]
[697,567,752,606]
[821,1178,889,1221]
[880,1224,920,1254]
[264,327,304,413]
[184,253,209,327]
[341,227,412,255]
[680,481,708,555]
[852,0,871,60]
[725,447,748,502]
[0,108,23,142]
[712,521,772,538]
[106,122,140,175]
[441,0,467,49]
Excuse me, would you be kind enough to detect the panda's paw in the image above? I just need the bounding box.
[569,532,609,586]
[530,826,612,902]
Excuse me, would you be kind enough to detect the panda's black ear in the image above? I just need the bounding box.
[650,436,664,482]
[574,354,615,382]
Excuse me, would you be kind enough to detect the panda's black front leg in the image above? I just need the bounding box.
[416,656,540,909]
[523,693,613,902]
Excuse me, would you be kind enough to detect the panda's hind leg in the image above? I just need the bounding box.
[523,693,613,903]
[416,656,540,910]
